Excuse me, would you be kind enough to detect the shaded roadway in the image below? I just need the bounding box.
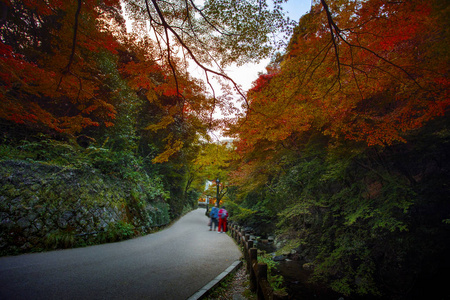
[0,208,241,299]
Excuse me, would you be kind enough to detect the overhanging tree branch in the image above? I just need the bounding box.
[320,0,424,91]
[57,0,82,91]
[144,0,251,109]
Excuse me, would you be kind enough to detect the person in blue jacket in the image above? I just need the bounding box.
[209,203,219,231]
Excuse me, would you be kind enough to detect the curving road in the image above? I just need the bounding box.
[0,208,241,300]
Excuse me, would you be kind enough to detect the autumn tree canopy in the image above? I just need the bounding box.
[226,0,450,298]
[0,0,294,148]
[228,0,449,190]
[0,0,125,134]
[123,0,291,95]
[1,0,450,297]
[231,0,448,154]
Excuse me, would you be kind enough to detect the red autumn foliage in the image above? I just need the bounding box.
[0,0,123,134]
[232,0,449,154]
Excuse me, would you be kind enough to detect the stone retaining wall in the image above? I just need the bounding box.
[0,160,170,255]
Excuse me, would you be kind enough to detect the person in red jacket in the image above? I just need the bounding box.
[218,206,228,233]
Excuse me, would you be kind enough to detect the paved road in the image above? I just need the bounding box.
[0,208,241,300]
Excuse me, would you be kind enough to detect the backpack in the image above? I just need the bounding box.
[219,209,228,219]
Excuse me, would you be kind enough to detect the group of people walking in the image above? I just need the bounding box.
[209,204,228,233]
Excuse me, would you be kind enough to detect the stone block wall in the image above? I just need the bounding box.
[0,160,169,255]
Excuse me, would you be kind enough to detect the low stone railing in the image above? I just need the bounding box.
[228,223,287,300]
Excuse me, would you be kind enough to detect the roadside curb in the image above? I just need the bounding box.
[187,260,243,300]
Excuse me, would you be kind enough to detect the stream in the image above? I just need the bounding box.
[253,238,378,299]
[254,239,343,299]
[250,233,448,300]
[274,259,344,299]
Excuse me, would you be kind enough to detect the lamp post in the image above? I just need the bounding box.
[216,178,220,207]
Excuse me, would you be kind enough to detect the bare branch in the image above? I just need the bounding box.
[188,0,232,36]
[146,0,248,108]
[65,0,82,73]
[320,0,423,91]
[204,70,216,125]
[321,0,341,82]
[57,0,82,91]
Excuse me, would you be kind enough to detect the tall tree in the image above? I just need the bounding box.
[191,141,233,201]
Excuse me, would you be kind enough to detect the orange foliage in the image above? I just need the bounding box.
[232,0,449,156]
[0,0,122,134]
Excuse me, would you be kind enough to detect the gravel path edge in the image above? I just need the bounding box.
[187,260,243,300]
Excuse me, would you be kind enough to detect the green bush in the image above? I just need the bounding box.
[226,201,256,223]
[45,231,76,249]
[258,252,286,293]
[108,221,136,241]
[96,221,136,243]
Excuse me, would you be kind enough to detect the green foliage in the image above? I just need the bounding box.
[312,226,380,296]
[230,113,450,298]
[45,222,135,250]
[1,135,79,165]
[103,221,136,242]
[226,200,256,223]
[147,202,171,226]
[45,231,76,249]
[0,134,167,201]
[257,252,286,293]
[95,51,142,152]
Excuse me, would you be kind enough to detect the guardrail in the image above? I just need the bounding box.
[228,223,287,300]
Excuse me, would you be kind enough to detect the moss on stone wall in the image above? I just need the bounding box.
[0,159,170,256]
